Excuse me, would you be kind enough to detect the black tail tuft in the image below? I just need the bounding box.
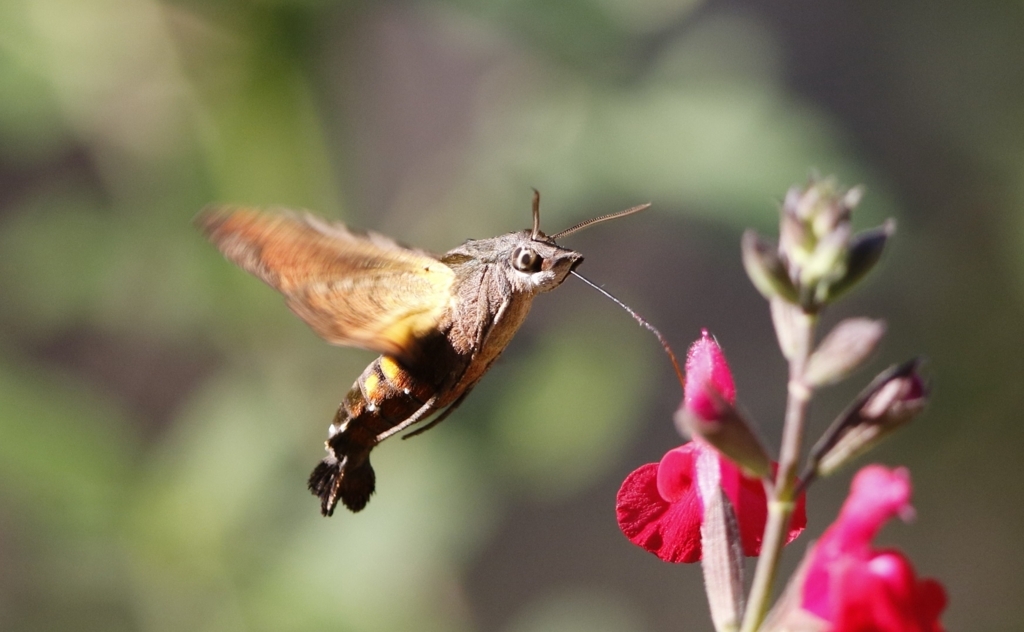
[307,453,375,516]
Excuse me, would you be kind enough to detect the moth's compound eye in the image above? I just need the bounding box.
[512,245,542,273]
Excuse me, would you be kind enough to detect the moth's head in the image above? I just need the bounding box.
[506,189,649,294]
[506,232,583,294]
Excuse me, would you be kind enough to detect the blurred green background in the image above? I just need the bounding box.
[0,0,1021,630]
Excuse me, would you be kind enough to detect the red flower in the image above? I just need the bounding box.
[801,465,947,631]
[618,330,805,563]
[616,442,806,563]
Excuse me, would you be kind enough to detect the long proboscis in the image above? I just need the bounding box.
[551,202,651,241]
[570,270,685,391]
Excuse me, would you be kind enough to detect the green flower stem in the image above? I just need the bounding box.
[740,311,816,632]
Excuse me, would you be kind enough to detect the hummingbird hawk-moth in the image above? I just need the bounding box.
[196,192,647,516]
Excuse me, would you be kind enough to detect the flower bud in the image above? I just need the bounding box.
[804,317,886,387]
[774,177,889,310]
[823,219,895,301]
[800,221,851,298]
[790,180,825,222]
[842,185,864,213]
[770,298,812,362]
[810,187,853,238]
[804,360,927,480]
[676,331,772,479]
[860,371,926,418]
[780,190,814,268]
[742,230,799,303]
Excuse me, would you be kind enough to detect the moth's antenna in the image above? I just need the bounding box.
[570,270,685,391]
[531,188,542,240]
[552,203,651,241]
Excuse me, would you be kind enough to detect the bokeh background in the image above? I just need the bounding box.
[1,0,1021,630]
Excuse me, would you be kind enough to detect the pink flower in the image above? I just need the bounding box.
[677,330,771,478]
[801,465,947,631]
[616,442,806,563]
[684,329,737,421]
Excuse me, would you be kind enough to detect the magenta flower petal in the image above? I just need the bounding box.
[831,550,947,632]
[617,443,806,563]
[684,329,737,421]
[617,452,703,563]
[656,443,696,501]
[833,465,912,553]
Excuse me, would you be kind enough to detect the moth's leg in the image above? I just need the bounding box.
[400,387,475,440]
[396,319,496,442]
[371,397,441,442]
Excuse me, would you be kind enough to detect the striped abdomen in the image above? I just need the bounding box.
[308,355,447,515]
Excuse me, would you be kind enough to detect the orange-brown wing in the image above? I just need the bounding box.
[196,206,456,360]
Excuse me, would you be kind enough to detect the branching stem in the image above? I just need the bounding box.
[740,310,816,632]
